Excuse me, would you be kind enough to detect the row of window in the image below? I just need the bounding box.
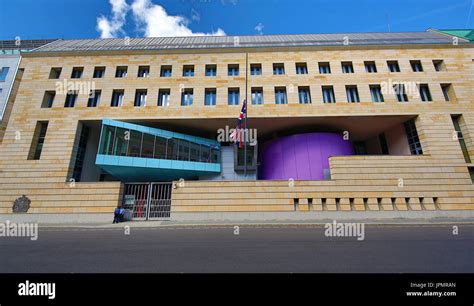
[42,83,455,108]
[47,59,446,80]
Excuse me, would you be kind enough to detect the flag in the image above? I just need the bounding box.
[230,99,247,148]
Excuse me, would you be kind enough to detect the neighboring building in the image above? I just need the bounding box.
[0,31,473,219]
[0,39,57,142]
[430,29,474,42]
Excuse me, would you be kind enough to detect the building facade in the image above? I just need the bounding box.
[0,39,57,143]
[0,31,473,218]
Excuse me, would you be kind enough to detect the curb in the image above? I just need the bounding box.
[36,219,474,229]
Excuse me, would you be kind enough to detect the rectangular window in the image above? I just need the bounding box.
[93,66,105,78]
[0,67,9,81]
[394,84,408,102]
[379,133,389,155]
[419,84,432,102]
[71,67,83,79]
[319,62,331,74]
[410,60,423,72]
[181,89,193,106]
[273,63,285,75]
[41,91,56,108]
[274,87,287,104]
[235,145,256,171]
[346,86,360,103]
[138,66,150,77]
[322,86,335,103]
[49,67,62,79]
[160,65,172,77]
[364,61,377,73]
[370,85,384,102]
[183,65,194,77]
[296,63,308,74]
[451,115,471,163]
[470,167,474,184]
[228,88,240,105]
[433,60,445,71]
[404,119,423,155]
[353,141,367,155]
[115,66,128,78]
[111,89,124,107]
[298,86,311,104]
[87,90,101,107]
[441,83,454,102]
[341,62,354,73]
[71,125,90,182]
[228,64,239,76]
[158,89,170,106]
[251,87,263,105]
[204,88,217,106]
[205,65,217,77]
[250,64,262,76]
[64,91,78,107]
[134,89,147,107]
[387,61,400,72]
[28,121,48,160]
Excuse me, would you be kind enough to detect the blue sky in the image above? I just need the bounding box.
[0,0,473,40]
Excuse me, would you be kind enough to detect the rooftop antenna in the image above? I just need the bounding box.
[386,13,392,32]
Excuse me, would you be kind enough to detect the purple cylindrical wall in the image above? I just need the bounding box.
[259,133,354,180]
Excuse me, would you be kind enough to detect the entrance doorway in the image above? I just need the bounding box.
[122,183,172,220]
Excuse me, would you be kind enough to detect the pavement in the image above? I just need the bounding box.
[0,223,473,273]
[3,210,474,228]
[23,217,474,229]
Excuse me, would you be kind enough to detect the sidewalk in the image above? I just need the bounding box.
[1,210,474,229]
[62,218,474,229]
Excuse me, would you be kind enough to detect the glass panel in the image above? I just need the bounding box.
[99,125,115,155]
[200,145,211,162]
[141,133,154,158]
[166,138,179,160]
[154,136,167,159]
[113,127,129,156]
[0,67,10,81]
[178,139,190,161]
[189,142,201,162]
[210,146,219,163]
[127,130,142,157]
[237,146,254,167]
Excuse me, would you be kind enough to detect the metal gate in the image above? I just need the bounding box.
[122,183,172,220]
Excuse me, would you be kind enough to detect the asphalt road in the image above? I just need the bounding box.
[0,224,473,273]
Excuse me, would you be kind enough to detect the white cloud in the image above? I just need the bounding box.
[254,22,264,35]
[96,0,226,38]
[96,0,130,38]
[131,0,225,37]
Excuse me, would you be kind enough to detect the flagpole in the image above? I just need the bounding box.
[244,52,248,177]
